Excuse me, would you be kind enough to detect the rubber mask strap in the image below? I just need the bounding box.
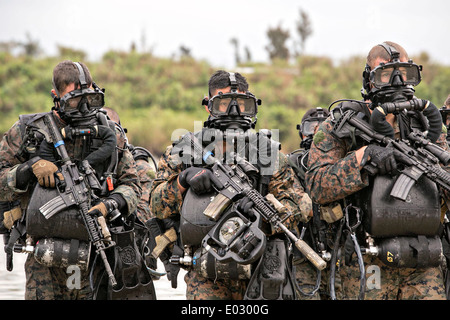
[74,62,88,89]
[229,72,238,93]
[378,42,400,61]
[52,75,59,97]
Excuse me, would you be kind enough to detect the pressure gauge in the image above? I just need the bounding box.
[219,217,244,244]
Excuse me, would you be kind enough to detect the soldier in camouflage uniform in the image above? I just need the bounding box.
[439,94,450,298]
[132,148,156,221]
[306,42,447,299]
[288,107,341,300]
[103,106,159,273]
[0,61,141,299]
[439,94,450,145]
[103,106,156,221]
[150,70,310,300]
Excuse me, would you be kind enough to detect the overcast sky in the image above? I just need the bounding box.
[0,0,449,68]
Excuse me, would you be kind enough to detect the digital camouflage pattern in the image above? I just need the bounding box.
[306,110,448,300]
[184,271,247,300]
[135,158,156,221]
[151,144,310,224]
[24,254,93,300]
[294,258,343,300]
[150,133,309,299]
[0,111,141,300]
[288,149,328,300]
[306,118,370,205]
[306,116,450,205]
[341,254,446,300]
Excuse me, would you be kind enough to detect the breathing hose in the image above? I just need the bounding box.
[370,99,442,143]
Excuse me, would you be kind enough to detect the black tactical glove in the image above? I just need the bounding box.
[178,167,219,194]
[238,196,254,214]
[361,144,398,175]
[88,195,124,221]
[237,196,256,219]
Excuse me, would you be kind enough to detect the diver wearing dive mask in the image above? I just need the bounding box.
[52,62,105,124]
[151,70,308,300]
[362,42,422,105]
[203,72,261,131]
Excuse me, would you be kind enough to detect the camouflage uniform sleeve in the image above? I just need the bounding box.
[135,158,156,221]
[149,145,184,220]
[0,121,28,201]
[435,125,450,201]
[268,152,311,228]
[435,127,449,151]
[111,148,142,215]
[305,119,369,205]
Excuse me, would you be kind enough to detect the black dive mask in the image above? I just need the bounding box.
[362,42,422,106]
[369,60,421,89]
[55,62,105,124]
[208,91,260,118]
[297,107,329,149]
[203,72,261,131]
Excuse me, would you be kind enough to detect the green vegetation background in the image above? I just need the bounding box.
[0,50,449,157]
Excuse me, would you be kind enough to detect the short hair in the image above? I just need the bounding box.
[445,94,450,107]
[52,60,92,96]
[208,70,249,97]
[366,41,409,69]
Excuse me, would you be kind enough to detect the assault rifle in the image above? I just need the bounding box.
[332,100,450,201]
[179,133,327,270]
[38,113,117,286]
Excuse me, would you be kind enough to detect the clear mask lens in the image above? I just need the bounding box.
[210,93,257,117]
[60,89,104,113]
[371,62,421,88]
[301,120,320,136]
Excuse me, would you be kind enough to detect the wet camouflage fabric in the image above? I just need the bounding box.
[150,143,307,224]
[305,108,448,300]
[305,118,370,205]
[0,111,141,300]
[135,158,156,221]
[0,112,141,212]
[149,132,306,300]
[111,122,153,221]
[288,149,333,300]
[294,259,343,300]
[24,254,93,300]
[306,114,450,205]
[341,254,446,300]
[184,270,247,300]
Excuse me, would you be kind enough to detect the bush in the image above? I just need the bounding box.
[0,50,449,158]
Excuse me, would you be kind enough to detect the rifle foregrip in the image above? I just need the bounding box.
[295,239,327,271]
